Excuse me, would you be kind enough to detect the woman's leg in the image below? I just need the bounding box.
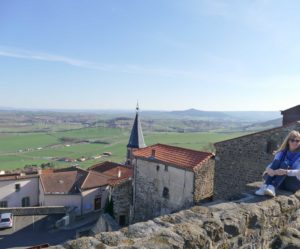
[266,175,287,189]
[281,177,300,192]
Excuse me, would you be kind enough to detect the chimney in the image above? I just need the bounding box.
[151,149,156,158]
[118,169,122,178]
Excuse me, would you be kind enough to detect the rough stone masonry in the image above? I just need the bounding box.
[214,121,300,200]
[51,188,300,249]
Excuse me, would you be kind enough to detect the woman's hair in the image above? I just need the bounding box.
[275,130,300,154]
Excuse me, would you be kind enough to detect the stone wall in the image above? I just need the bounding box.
[52,189,300,249]
[111,179,132,226]
[90,213,120,234]
[214,122,300,200]
[132,158,194,223]
[0,206,69,215]
[194,158,215,204]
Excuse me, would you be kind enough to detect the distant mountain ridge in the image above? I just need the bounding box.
[0,107,282,122]
[170,108,230,118]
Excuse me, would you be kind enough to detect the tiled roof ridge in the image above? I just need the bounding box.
[88,161,123,171]
[149,143,214,155]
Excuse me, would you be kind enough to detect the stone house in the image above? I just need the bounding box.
[214,105,300,200]
[0,173,39,208]
[39,167,110,215]
[131,143,215,222]
[89,161,133,226]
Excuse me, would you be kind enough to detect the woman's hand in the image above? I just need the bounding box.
[274,169,288,176]
[266,168,275,176]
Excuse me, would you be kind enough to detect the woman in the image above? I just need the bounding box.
[255,130,300,197]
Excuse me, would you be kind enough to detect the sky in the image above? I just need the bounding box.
[0,0,300,111]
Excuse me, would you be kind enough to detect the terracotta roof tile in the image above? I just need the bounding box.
[133,144,214,171]
[89,161,133,186]
[88,161,123,173]
[40,171,80,194]
[81,171,109,190]
[40,167,109,194]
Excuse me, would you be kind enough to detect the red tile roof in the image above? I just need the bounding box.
[81,171,109,190]
[88,161,123,173]
[40,171,80,194]
[40,167,109,194]
[89,161,133,186]
[133,144,214,171]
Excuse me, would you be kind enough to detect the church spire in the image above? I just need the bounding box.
[127,103,146,149]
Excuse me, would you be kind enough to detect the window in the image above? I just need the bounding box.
[162,187,169,199]
[94,197,102,210]
[266,140,277,154]
[15,184,20,192]
[164,165,168,172]
[0,201,8,208]
[22,197,30,207]
[156,165,160,171]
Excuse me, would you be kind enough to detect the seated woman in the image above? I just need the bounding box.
[255,130,300,197]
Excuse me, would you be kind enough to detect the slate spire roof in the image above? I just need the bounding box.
[127,103,146,149]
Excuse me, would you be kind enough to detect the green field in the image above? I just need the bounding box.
[0,126,247,170]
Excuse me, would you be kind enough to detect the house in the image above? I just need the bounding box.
[0,173,39,208]
[131,143,215,222]
[39,167,110,215]
[214,105,300,200]
[281,105,300,125]
[89,161,133,226]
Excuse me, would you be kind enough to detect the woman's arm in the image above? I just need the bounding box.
[286,158,300,177]
[275,158,300,177]
[287,169,300,177]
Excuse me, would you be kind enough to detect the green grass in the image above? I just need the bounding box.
[0,126,247,170]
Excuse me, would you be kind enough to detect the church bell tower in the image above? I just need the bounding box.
[126,103,146,165]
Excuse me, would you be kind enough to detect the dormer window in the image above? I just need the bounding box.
[15,183,20,192]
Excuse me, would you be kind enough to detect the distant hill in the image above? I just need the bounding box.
[223,111,281,122]
[242,118,282,131]
[169,108,231,119]
[140,109,281,122]
[0,107,282,123]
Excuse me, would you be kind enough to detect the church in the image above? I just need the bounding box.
[126,105,215,223]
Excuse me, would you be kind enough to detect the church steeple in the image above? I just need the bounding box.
[127,103,146,149]
[126,103,146,164]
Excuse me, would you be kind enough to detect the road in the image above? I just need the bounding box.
[0,215,77,249]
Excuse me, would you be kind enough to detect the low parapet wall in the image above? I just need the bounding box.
[52,189,300,249]
[0,206,69,216]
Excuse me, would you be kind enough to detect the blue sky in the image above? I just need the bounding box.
[0,0,300,111]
